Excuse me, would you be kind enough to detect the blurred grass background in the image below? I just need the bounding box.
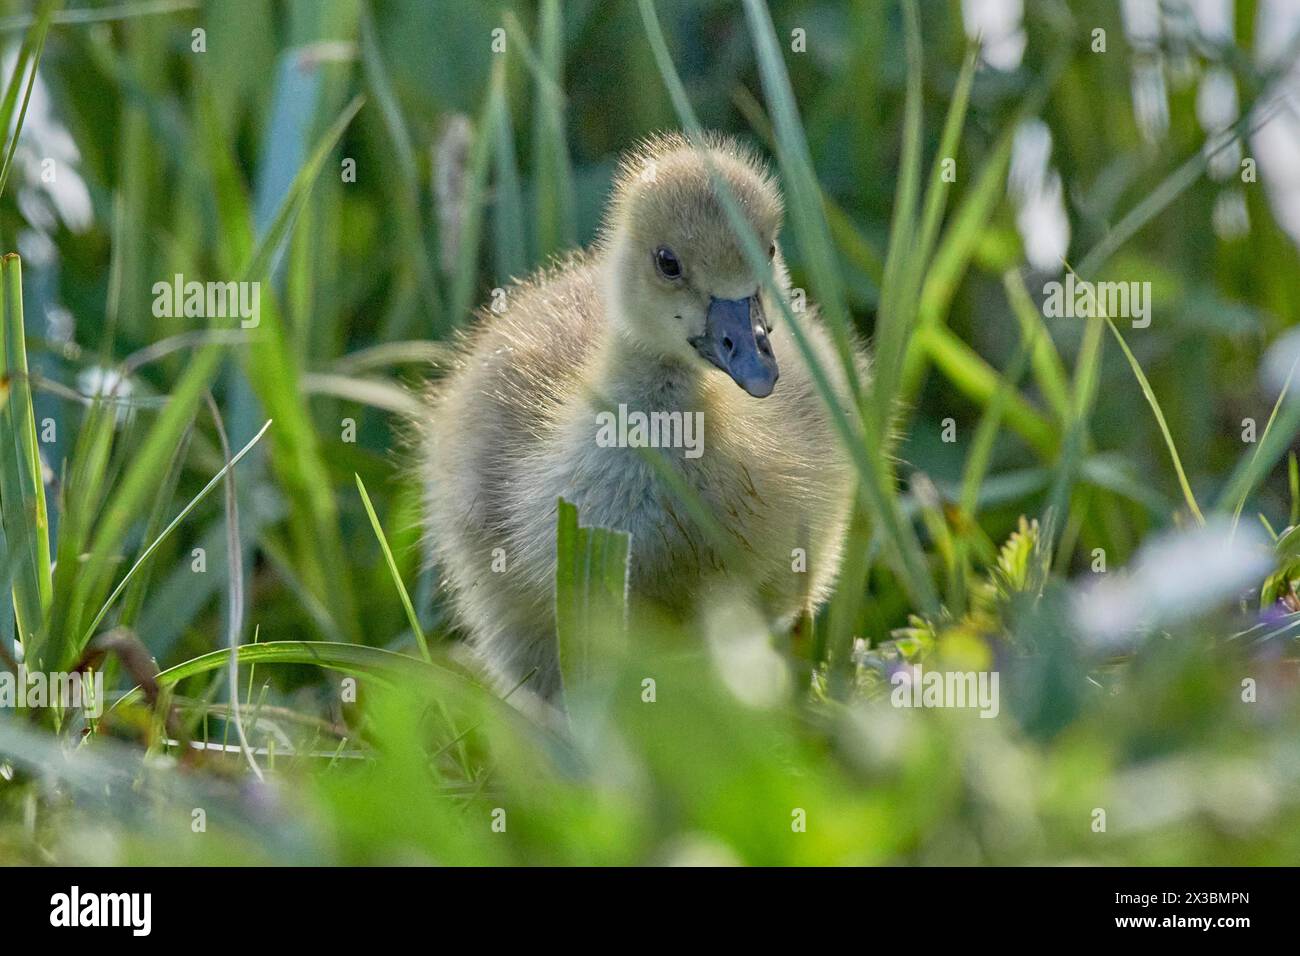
[0,0,1299,864]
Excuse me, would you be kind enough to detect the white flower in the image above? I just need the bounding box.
[76,366,134,427]
[1074,519,1272,648]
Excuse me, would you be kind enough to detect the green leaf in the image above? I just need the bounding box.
[113,640,480,710]
[57,343,226,668]
[554,498,630,694]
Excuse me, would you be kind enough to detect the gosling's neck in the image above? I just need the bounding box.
[592,327,705,413]
[593,258,707,412]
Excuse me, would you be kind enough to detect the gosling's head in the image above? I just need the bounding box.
[600,133,785,398]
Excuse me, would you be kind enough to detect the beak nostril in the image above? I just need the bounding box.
[699,296,778,392]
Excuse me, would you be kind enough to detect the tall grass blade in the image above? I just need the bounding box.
[737,0,859,403]
[1098,312,1204,524]
[356,474,433,663]
[207,395,261,780]
[1045,80,1294,555]
[80,420,273,648]
[201,93,366,645]
[447,61,502,329]
[1227,373,1293,531]
[872,0,925,414]
[1002,268,1072,423]
[915,41,978,266]
[555,498,630,696]
[900,53,1064,401]
[0,255,52,658]
[531,0,577,260]
[358,1,440,321]
[1219,360,1300,521]
[491,71,527,281]
[0,0,54,203]
[638,0,938,613]
[117,422,193,628]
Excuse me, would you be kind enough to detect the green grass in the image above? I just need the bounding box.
[356,472,431,663]
[0,255,52,662]
[554,497,630,699]
[1,0,1299,866]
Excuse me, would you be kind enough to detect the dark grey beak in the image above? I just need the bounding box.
[690,294,779,398]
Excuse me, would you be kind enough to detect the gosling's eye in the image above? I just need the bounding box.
[768,242,776,259]
[654,246,683,280]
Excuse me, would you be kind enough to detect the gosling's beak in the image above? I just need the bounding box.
[690,294,779,398]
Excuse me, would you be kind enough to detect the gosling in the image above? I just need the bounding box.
[421,132,862,703]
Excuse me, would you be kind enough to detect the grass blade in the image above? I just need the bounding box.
[359,1,441,324]
[914,325,1056,457]
[1219,357,1300,521]
[915,41,978,266]
[201,93,366,645]
[1002,268,1072,423]
[900,52,1065,401]
[79,420,273,647]
[490,65,527,281]
[0,1,194,31]
[207,395,261,780]
[0,0,54,202]
[58,344,227,668]
[0,255,52,657]
[1044,77,1295,555]
[113,641,479,710]
[872,0,925,415]
[530,0,577,260]
[116,423,193,628]
[355,473,432,663]
[1227,368,1295,532]
[554,498,630,695]
[447,61,502,329]
[638,0,939,613]
[738,0,859,404]
[1095,305,1205,525]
